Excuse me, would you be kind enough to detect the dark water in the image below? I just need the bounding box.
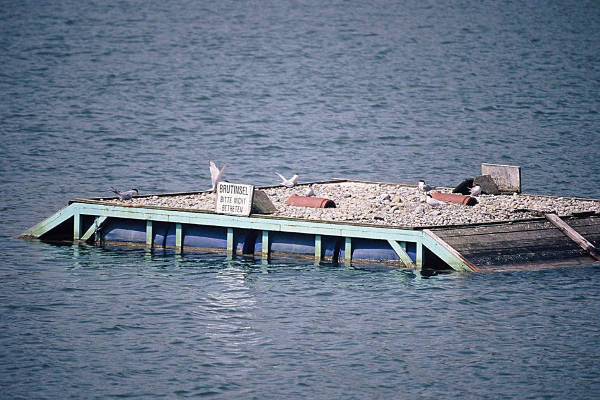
[1,0,600,398]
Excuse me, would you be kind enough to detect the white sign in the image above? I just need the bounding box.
[215,182,254,216]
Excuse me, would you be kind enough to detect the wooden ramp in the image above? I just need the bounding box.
[427,215,600,271]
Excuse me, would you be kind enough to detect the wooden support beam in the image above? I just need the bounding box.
[416,241,423,269]
[545,213,600,261]
[387,240,416,269]
[175,223,182,253]
[344,237,352,266]
[262,230,269,261]
[81,216,108,241]
[73,212,81,240]
[315,235,322,263]
[146,220,153,248]
[422,229,479,272]
[227,227,234,258]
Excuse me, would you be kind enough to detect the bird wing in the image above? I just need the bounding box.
[290,174,299,184]
[275,172,286,183]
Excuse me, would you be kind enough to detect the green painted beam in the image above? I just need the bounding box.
[315,234,322,263]
[175,223,182,253]
[387,240,416,269]
[416,241,423,269]
[146,220,153,247]
[262,230,269,261]
[70,202,422,242]
[19,204,76,238]
[227,227,234,256]
[81,216,108,241]
[421,229,477,272]
[344,237,352,266]
[73,212,81,240]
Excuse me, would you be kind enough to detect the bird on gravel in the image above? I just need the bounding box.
[111,187,139,201]
[470,185,482,196]
[425,194,446,207]
[305,184,315,197]
[276,172,299,188]
[209,161,226,192]
[418,180,436,193]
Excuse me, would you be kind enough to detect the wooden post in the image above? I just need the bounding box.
[262,230,269,262]
[227,227,234,259]
[146,220,153,248]
[545,213,600,261]
[387,240,416,269]
[73,212,81,240]
[175,223,182,253]
[416,241,423,269]
[314,235,322,263]
[344,237,352,266]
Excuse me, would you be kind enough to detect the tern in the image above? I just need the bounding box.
[418,180,436,193]
[209,161,226,192]
[111,187,139,201]
[425,194,446,207]
[305,184,315,197]
[276,172,299,188]
[470,185,482,196]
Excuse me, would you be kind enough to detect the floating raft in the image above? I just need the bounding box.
[20,180,600,272]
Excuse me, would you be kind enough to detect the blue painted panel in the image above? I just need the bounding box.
[165,225,257,252]
[102,219,169,245]
[339,239,417,263]
[255,232,340,258]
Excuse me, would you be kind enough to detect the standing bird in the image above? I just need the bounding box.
[418,180,436,193]
[425,194,446,207]
[111,187,139,201]
[305,184,315,197]
[276,172,299,188]
[209,161,226,192]
[470,185,482,196]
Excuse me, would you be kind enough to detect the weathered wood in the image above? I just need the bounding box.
[423,229,479,272]
[344,237,352,266]
[386,240,416,269]
[481,163,521,193]
[146,220,153,247]
[81,216,108,241]
[315,235,322,263]
[545,213,600,261]
[175,223,183,253]
[441,228,574,249]
[262,230,269,261]
[433,220,556,238]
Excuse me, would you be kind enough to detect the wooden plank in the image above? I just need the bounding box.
[175,223,182,253]
[450,235,582,252]
[344,237,352,266]
[387,240,416,268]
[73,212,81,240]
[315,235,322,263]
[545,213,600,261]
[81,216,108,241]
[481,163,521,193]
[262,230,269,261]
[423,229,479,272]
[226,227,234,259]
[416,241,423,269]
[146,220,153,247]
[19,204,76,238]
[442,228,572,249]
[432,220,555,238]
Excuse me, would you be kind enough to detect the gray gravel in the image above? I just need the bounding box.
[99,181,600,228]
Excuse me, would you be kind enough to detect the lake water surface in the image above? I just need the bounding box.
[1,0,599,398]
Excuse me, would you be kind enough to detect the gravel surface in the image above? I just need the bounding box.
[99,181,600,228]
